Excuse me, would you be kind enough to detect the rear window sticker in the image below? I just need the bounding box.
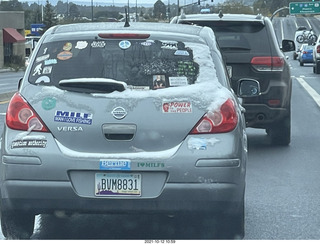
[119,40,131,50]
[42,66,52,75]
[11,139,47,149]
[54,110,93,125]
[153,75,166,89]
[36,54,50,63]
[91,41,106,48]
[44,59,57,65]
[174,50,189,56]
[161,41,178,50]
[57,51,73,61]
[99,159,131,171]
[127,86,150,91]
[42,97,56,110]
[75,41,88,50]
[33,63,43,76]
[141,41,153,47]
[169,77,188,86]
[63,42,72,51]
[162,101,192,113]
[43,47,48,54]
[35,76,50,84]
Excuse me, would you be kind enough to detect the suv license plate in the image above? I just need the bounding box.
[227,66,232,78]
[95,173,141,196]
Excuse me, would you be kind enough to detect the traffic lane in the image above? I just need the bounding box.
[0,71,23,94]
[245,77,320,239]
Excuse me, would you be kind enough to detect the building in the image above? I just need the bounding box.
[0,11,26,68]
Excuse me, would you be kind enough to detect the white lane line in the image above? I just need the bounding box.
[296,77,320,107]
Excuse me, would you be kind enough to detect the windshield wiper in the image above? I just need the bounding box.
[220,47,251,51]
[59,78,127,93]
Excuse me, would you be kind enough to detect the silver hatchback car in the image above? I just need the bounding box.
[0,22,259,239]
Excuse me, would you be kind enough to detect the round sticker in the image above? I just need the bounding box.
[119,40,131,49]
[42,97,56,110]
[57,51,73,60]
[63,42,72,51]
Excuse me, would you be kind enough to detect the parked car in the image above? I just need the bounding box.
[0,21,260,239]
[313,34,320,74]
[298,44,314,66]
[171,12,295,145]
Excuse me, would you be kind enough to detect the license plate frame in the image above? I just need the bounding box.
[95,173,141,197]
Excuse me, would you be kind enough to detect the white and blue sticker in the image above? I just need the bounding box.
[119,40,131,49]
[44,59,57,65]
[54,110,93,125]
[99,159,131,171]
[174,50,189,56]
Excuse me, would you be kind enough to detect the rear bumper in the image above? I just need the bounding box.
[1,180,244,215]
[243,104,289,128]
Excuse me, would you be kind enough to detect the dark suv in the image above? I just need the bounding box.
[171,13,295,145]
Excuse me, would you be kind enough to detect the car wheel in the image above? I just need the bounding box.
[215,200,245,240]
[300,61,303,66]
[1,210,35,239]
[267,113,291,146]
[316,61,320,74]
[293,53,297,60]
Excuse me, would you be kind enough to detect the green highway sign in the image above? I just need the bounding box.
[289,2,320,14]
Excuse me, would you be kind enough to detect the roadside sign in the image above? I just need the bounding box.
[289,2,320,14]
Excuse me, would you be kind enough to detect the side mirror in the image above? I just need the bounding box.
[237,78,260,97]
[282,40,295,52]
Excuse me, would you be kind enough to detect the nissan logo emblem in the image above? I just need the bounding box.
[111,107,127,120]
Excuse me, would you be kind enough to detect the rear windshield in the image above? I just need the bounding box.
[181,20,269,53]
[28,39,200,92]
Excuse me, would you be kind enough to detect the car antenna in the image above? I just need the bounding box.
[124,8,130,27]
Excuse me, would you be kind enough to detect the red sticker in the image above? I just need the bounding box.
[57,51,73,60]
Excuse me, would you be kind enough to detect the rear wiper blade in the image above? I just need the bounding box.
[221,47,251,51]
[59,78,127,93]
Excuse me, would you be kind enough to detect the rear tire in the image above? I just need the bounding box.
[315,61,320,74]
[267,112,291,146]
[300,61,303,66]
[1,210,35,239]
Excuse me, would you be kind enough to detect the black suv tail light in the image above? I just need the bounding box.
[251,56,284,72]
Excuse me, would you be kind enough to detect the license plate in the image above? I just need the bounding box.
[227,65,232,78]
[95,173,141,196]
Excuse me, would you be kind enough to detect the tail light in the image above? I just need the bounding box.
[251,56,284,71]
[6,92,49,132]
[317,45,320,54]
[190,98,238,134]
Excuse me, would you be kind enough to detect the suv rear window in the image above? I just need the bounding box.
[29,39,200,92]
[181,20,269,54]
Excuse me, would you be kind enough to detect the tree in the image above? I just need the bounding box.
[153,0,166,20]
[0,0,23,11]
[69,3,80,19]
[43,0,58,31]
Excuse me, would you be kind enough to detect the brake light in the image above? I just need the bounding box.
[251,56,284,71]
[317,45,320,54]
[190,98,238,134]
[6,92,49,132]
[98,33,150,39]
